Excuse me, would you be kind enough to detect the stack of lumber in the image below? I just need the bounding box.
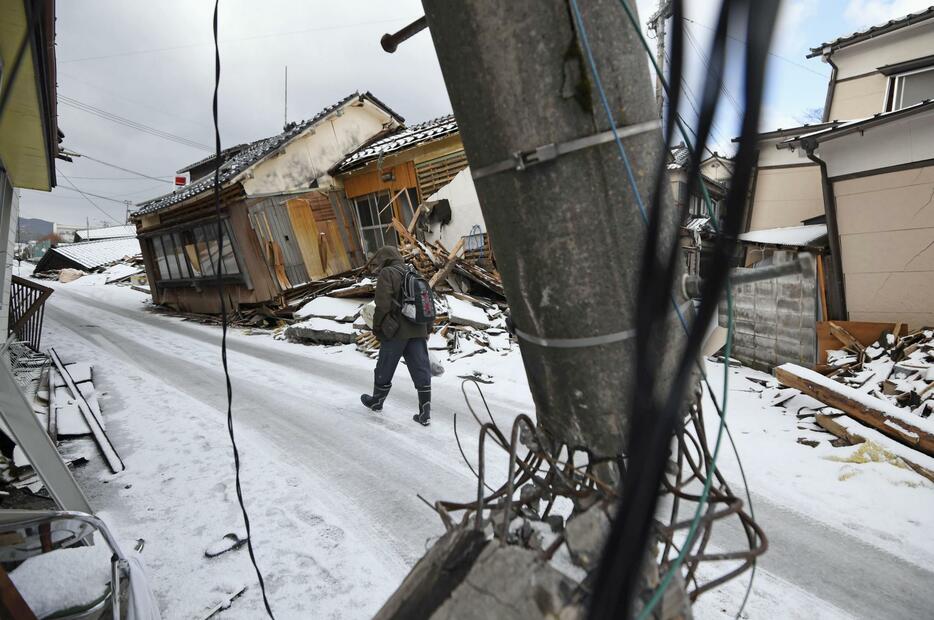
[775,324,934,481]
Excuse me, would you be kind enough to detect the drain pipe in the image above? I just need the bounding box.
[821,52,838,122]
[802,137,847,319]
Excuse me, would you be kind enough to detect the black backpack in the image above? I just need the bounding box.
[395,265,436,325]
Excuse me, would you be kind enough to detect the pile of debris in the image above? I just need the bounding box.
[32,254,146,289]
[1,343,124,500]
[771,323,934,482]
[281,218,513,362]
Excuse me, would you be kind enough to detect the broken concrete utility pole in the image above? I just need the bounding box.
[422,0,688,459]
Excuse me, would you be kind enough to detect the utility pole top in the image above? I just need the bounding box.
[648,0,672,115]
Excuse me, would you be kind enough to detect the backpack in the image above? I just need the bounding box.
[394,265,436,325]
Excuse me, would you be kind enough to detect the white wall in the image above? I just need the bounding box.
[424,167,486,249]
[0,176,18,335]
[241,99,399,196]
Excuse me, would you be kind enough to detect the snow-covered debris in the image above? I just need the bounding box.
[10,544,113,618]
[293,296,365,322]
[445,294,492,329]
[285,317,356,344]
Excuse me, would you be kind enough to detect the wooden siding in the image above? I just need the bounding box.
[415,150,469,200]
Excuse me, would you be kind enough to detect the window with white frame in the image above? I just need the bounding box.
[887,65,934,111]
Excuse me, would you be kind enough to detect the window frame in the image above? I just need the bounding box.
[885,64,934,112]
[144,218,244,288]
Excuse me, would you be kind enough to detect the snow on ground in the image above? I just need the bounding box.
[702,360,934,567]
[26,273,934,618]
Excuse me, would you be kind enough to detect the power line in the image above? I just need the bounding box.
[682,16,830,78]
[56,170,123,223]
[63,152,176,184]
[59,17,408,64]
[67,175,174,181]
[60,95,213,151]
[683,23,742,116]
[58,183,168,203]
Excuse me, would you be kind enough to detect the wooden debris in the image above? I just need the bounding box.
[776,363,934,458]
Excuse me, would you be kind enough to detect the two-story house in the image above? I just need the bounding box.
[744,7,934,328]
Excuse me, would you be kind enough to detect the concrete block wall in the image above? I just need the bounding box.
[720,255,818,372]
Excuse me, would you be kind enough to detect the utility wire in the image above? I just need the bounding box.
[60,95,213,151]
[60,17,408,64]
[682,16,829,79]
[63,152,176,184]
[684,23,743,116]
[210,2,275,617]
[56,169,123,223]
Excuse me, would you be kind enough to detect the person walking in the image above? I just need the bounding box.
[360,245,433,426]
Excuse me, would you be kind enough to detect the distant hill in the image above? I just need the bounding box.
[17,217,54,242]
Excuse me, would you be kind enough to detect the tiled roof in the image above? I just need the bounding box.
[335,114,459,173]
[176,143,248,175]
[683,217,712,232]
[46,237,142,270]
[74,225,136,240]
[668,144,690,170]
[808,6,934,57]
[134,92,403,217]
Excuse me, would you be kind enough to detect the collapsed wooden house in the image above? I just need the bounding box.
[131,92,470,315]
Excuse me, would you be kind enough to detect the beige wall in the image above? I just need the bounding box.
[828,73,889,119]
[834,165,934,327]
[831,22,934,79]
[748,164,824,230]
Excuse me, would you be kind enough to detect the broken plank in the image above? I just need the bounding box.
[828,321,865,352]
[776,363,934,458]
[815,414,934,484]
[50,349,124,473]
[428,237,466,289]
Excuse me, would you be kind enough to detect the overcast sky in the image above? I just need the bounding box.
[18,0,930,227]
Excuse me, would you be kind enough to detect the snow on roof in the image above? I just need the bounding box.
[738,224,827,248]
[75,225,136,240]
[807,6,934,58]
[135,92,404,217]
[335,114,459,173]
[47,237,142,270]
[683,217,712,232]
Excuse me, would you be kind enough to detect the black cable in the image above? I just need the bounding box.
[65,153,175,184]
[589,1,779,617]
[210,2,275,617]
[56,169,123,223]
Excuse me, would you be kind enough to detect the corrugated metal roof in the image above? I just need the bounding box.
[808,6,934,57]
[134,92,404,217]
[335,114,459,173]
[738,224,827,248]
[47,237,142,270]
[74,225,136,240]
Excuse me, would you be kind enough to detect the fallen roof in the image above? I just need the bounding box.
[135,92,404,217]
[808,6,934,58]
[780,99,934,147]
[74,225,136,240]
[42,237,142,270]
[335,114,459,173]
[738,224,827,248]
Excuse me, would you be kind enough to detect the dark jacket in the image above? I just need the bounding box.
[371,246,430,341]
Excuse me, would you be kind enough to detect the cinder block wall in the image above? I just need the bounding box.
[719,253,818,372]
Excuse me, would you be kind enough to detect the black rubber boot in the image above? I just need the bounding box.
[412,387,431,426]
[361,383,391,412]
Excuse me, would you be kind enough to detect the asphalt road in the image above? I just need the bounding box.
[45,285,934,619]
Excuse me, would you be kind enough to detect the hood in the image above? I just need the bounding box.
[370,245,404,272]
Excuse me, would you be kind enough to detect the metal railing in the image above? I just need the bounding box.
[7,275,53,351]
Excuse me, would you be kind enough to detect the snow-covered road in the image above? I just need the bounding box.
[39,279,934,619]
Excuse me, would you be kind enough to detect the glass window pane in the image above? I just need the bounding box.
[151,239,168,281]
[356,198,373,227]
[376,192,394,226]
[172,232,190,278]
[897,69,934,109]
[161,235,180,279]
[194,227,215,276]
[221,227,239,275]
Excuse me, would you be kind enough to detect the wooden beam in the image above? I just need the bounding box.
[0,566,38,620]
[815,414,934,483]
[776,363,934,458]
[50,349,125,474]
[828,321,864,351]
[428,237,466,289]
